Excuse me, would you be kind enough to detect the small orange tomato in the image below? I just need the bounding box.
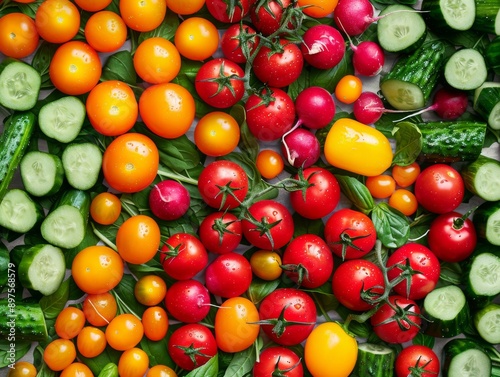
[389,189,418,216]
[119,0,167,32]
[165,0,205,14]
[366,174,396,199]
[134,37,181,84]
[7,361,37,377]
[84,11,128,53]
[134,274,167,306]
[0,13,39,59]
[146,364,178,377]
[76,326,107,358]
[82,292,118,327]
[116,215,161,265]
[90,192,122,225]
[43,339,76,371]
[55,306,86,339]
[392,162,421,188]
[106,313,144,351]
[194,111,240,157]
[59,363,94,377]
[174,17,219,61]
[118,347,150,377]
[74,0,112,11]
[142,306,169,341]
[298,0,338,17]
[256,150,285,180]
[35,0,80,44]
[249,250,282,280]
[335,74,363,104]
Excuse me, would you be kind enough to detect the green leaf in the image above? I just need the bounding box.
[439,262,463,286]
[335,175,375,214]
[391,121,423,166]
[308,50,354,92]
[0,339,31,368]
[137,11,180,44]
[292,213,325,237]
[186,353,219,377]
[78,346,121,376]
[39,277,70,319]
[246,278,280,306]
[232,104,259,161]
[31,41,58,89]
[223,346,256,377]
[412,332,436,348]
[101,50,137,85]
[287,69,310,101]
[111,274,146,317]
[140,337,176,368]
[371,202,411,248]
[97,363,119,377]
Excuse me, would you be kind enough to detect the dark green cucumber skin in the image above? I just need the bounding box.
[474,87,500,125]
[472,0,500,34]
[424,300,470,338]
[473,200,500,244]
[0,112,36,202]
[417,120,487,163]
[17,244,64,293]
[52,189,91,220]
[486,36,500,75]
[0,242,9,290]
[351,344,395,377]
[0,298,48,342]
[381,40,447,106]
[461,154,500,200]
[442,338,491,375]
[421,0,473,31]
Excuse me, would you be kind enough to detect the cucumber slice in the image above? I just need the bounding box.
[0,189,44,233]
[473,83,500,130]
[377,4,427,53]
[0,58,41,111]
[444,48,488,90]
[473,201,500,245]
[18,244,66,296]
[472,0,500,35]
[422,0,476,30]
[20,150,65,197]
[462,155,500,201]
[352,343,395,377]
[474,303,500,343]
[443,339,491,377]
[62,143,103,191]
[38,96,86,143]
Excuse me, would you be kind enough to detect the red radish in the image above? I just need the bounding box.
[294,86,336,129]
[300,24,346,69]
[353,91,406,124]
[281,128,321,168]
[149,180,190,221]
[333,0,376,36]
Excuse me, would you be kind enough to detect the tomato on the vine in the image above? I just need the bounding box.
[198,211,242,254]
[249,0,292,35]
[206,0,250,23]
[220,23,260,64]
[205,252,253,298]
[254,346,304,377]
[395,344,440,377]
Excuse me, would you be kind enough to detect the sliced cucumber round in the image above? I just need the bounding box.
[444,48,488,90]
[474,303,500,343]
[38,96,86,143]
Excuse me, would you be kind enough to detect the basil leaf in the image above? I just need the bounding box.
[223,346,256,377]
[392,121,422,166]
[292,213,325,237]
[0,339,31,368]
[111,274,146,317]
[97,363,119,377]
[308,49,354,92]
[232,104,259,161]
[186,353,219,377]
[412,332,436,348]
[371,202,410,248]
[40,277,70,319]
[137,11,179,44]
[78,346,121,375]
[101,50,137,85]
[246,278,280,306]
[335,175,375,214]
[31,41,58,89]
[140,336,175,368]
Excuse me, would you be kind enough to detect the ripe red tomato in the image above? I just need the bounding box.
[205,252,253,298]
[386,243,441,300]
[249,0,292,35]
[282,234,334,288]
[289,167,341,219]
[332,259,385,311]
[245,87,296,141]
[254,346,304,377]
[160,233,208,281]
[220,23,259,63]
[195,58,245,109]
[258,288,317,346]
[198,160,249,210]
[252,39,304,88]
[167,324,217,371]
[414,164,465,214]
[164,279,211,323]
[427,211,477,262]
[370,295,422,344]
[198,211,242,254]
[206,0,250,23]
[242,200,294,250]
[324,208,377,259]
[395,344,440,377]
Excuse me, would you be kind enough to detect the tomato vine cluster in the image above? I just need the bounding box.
[0,0,499,376]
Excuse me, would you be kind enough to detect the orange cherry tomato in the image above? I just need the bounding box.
[106,313,144,351]
[7,361,37,377]
[174,17,219,61]
[86,80,138,136]
[366,174,396,199]
[35,0,80,43]
[43,339,76,372]
[55,306,86,339]
[102,132,160,193]
[90,192,122,225]
[118,347,150,377]
[146,365,178,377]
[194,111,240,157]
[392,162,421,188]
[119,0,167,32]
[298,0,338,17]
[59,363,94,377]
[389,188,418,216]
[134,274,167,306]
[71,245,124,294]
[76,326,107,358]
[84,11,128,53]
[133,37,181,84]
[0,13,39,59]
[142,306,169,341]
[249,250,282,280]
[165,0,205,14]
[138,83,195,139]
[256,150,285,180]
[335,74,363,104]
[82,291,118,327]
[74,0,112,12]
[116,214,161,265]
[49,41,102,96]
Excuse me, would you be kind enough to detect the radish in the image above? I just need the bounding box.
[281,128,321,168]
[352,91,407,124]
[294,86,336,129]
[300,24,345,69]
[149,180,190,221]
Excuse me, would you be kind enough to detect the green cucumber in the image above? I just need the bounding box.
[442,338,492,377]
[485,36,500,74]
[473,83,500,130]
[423,284,470,337]
[380,40,447,110]
[376,4,427,53]
[38,96,86,143]
[0,111,36,203]
[0,299,48,342]
[40,189,91,249]
[417,120,487,163]
[474,303,500,343]
[472,0,500,34]
[0,189,44,233]
[444,48,488,90]
[351,342,395,377]
[62,142,103,191]
[422,0,476,31]
[18,244,66,296]
[0,58,41,111]
[462,154,500,201]
[0,242,9,291]
[20,150,65,197]
[473,200,500,246]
